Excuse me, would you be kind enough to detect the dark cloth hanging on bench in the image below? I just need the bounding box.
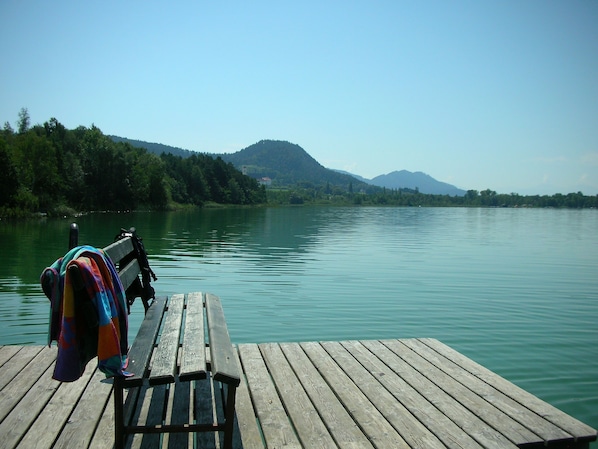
[41,245,130,382]
[114,228,157,312]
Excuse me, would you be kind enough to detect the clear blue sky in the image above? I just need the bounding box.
[2,1,597,195]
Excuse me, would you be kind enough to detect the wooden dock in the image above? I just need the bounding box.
[1,339,596,449]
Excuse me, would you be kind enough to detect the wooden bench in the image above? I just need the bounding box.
[64,224,241,449]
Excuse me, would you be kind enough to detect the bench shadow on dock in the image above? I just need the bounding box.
[0,338,596,449]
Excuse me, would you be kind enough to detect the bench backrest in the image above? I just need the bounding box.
[68,223,153,312]
[103,238,141,292]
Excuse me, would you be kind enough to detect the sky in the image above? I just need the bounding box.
[1,1,597,195]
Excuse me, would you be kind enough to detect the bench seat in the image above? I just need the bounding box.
[114,292,240,449]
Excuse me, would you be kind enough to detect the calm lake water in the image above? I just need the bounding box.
[1,206,597,431]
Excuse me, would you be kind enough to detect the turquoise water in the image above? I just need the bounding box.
[1,206,597,431]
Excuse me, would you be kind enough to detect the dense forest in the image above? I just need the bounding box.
[0,110,267,218]
[1,110,596,219]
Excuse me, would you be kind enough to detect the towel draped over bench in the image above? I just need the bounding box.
[41,245,129,382]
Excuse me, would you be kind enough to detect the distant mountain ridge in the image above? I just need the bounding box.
[333,169,465,195]
[110,136,465,195]
[369,170,466,196]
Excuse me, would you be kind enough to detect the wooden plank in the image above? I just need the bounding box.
[125,296,167,387]
[280,342,375,449]
[322,341,448,449]
[206,293,240,386]
[237,343,302,448]
[194,376,219,448]
[129,384,168,449]
[342,340,487,449]
[232,345,265,449]
[366,339,532,448]
[163,378,192,449]
[179,292,207,381]
[0,346,56,422]
[0,345,22,368]
[0,345,44,391]
[403,339,574,443]
[0,362,60,449]
[88,385,118,449]
[15,360,97,449]
[260,343,337,448]
[212,375,235,449]
[419,338,598,443]
[150,293,184,385]
[300,341,411,449]
[51,366,114,449]
[122,385,143,435]
[118,259,141,291]
[389,341,570,445]
[103,237,134,264]
[383,339,551,446]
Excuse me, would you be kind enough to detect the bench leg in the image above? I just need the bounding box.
[223,385,237,449]
[114,376,125,449]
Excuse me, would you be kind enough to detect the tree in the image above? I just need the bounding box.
[80,125,133,209]
[17,108,30,134]
[227,178,246,204]
[3,121,14,135]
[480,189,498,206]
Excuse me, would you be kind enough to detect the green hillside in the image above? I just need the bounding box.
[217,140,371,191]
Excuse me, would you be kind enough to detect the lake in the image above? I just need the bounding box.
[1,206,597,430]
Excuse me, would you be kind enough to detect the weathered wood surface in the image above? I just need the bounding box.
[1,339,596,449]
[124,296,167,387]
[179,291,206,381]
[206,293,241,386]
[114,292,239,449]
[148,293,184,385]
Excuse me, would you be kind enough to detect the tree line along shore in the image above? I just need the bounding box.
[1,110,596,219]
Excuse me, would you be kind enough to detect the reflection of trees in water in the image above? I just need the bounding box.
[125,206,440,261]
[0,207,448,292]
[0,218,76,290]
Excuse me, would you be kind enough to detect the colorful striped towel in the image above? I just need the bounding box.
[41,245,130,382]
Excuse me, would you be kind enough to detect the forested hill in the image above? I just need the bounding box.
[0,115,266,218]
[111,137,368,190]
[217,140,372,190]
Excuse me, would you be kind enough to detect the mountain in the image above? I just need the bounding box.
[217,140,370,190]
[109,136,465,195]
[370,170,466,196]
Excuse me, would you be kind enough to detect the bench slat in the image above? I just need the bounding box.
[206,293,241,386]
[103,237,135,264]
[117,259,140,291]
[125,297,167,387]
[179,292,207,381]
[149,294,184,385]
